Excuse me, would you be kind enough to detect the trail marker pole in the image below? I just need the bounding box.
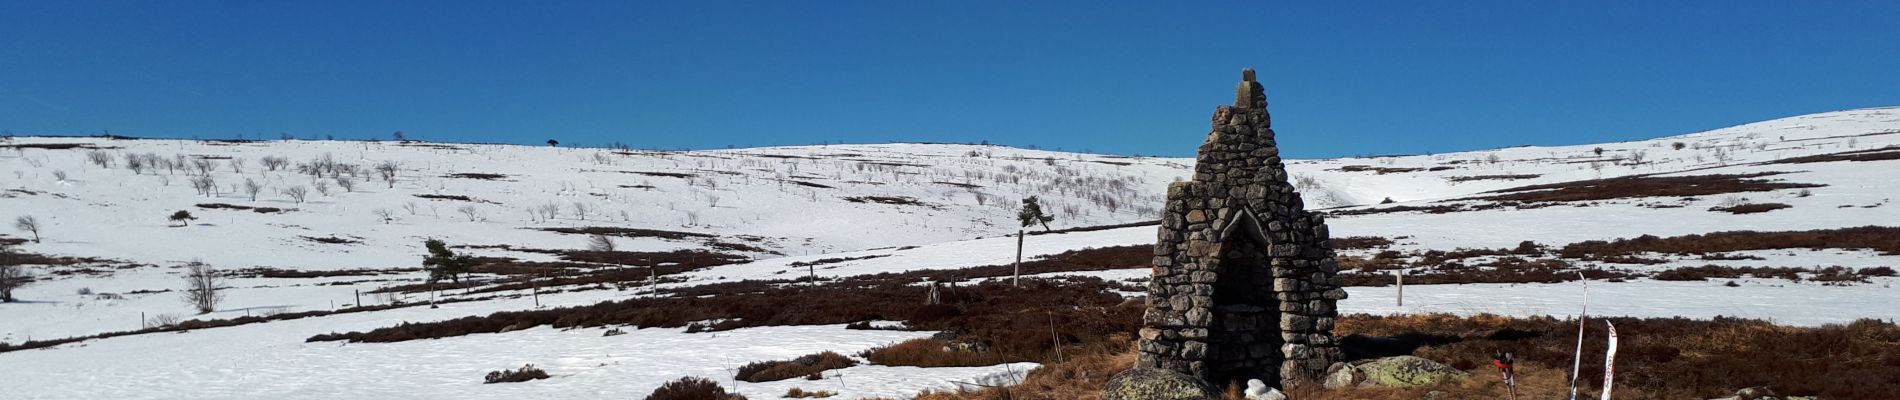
[1568,272,1589,400]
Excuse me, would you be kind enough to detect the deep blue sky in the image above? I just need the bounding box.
[4,1,1898,158]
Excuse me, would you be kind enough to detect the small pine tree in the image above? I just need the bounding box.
[1011,196,1058,287]
[1017,196,1055,232]
[169,210,196,227]
[422,239,474,285]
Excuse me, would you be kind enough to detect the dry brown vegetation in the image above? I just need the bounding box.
[921,314,1900,400]
[1772,146,1900,164]
[1446,174,1541,182]
[860,338,1024,367]
[1474,172,1822,203]
[445,172,510,180]
[1340,257,1637,286]
[195,203,294,213]
[734,351,857,383]
[1708,202,1792,214]
[539,226,716,240]
[782,387,836,398]
[483,364,550,384]
[1559,226,1900,258]
[6,295,491,353]
[844,196,931,207]
[645,376,749,400]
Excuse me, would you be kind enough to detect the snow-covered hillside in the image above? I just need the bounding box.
[0,139,1182,269]
[4,106,1900,399]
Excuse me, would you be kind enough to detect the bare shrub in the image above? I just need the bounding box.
[458,205,480,221]
[243,178,264,201]
[571,202,591,220]
[644,376,748,400]
[85,150,113,168]
[283,186,308,203]
[51,170,67,181]
[189,175,217,197]
[191,158,217,176]
[14,216,41,243]
[587,235,616,252]
[126,154,147,174]
[314,180,331,196]
[145,313,181,328]
[337,176,356,192]
[483,364,550,384]
[373,208,394,223]
[181,261,224,314]
[537,202,561,220]
[259,156,289,171]
[375,161,399,187]
[228,157,244,174]
[403,202,419,215]
[0,263,28,302]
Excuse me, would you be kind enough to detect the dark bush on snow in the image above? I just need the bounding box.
[644,376,747,400]
[734,351,856,382]
[483,364,550,384]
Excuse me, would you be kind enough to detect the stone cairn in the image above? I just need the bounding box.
[1135,68,1345,390]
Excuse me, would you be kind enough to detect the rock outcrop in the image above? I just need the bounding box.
[1708,387,1819,400]
[1100,367,1217,400]
[1322,356,1469,389]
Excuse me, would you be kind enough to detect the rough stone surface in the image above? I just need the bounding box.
[1100,368,1217,400]
[1322,356,1469,389]
[1706,386,1818,400]
[1135,68,1344,390]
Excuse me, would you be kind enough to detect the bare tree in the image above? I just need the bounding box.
[458,205,480,221]
[0,242,27,302]
[86,150,114,168]
[0,261,26,303]
[314,180,331,196]
[373,208,394,224]
[283,186,308,203]
[126,154,148,174]
[571,202,591,221]
[228,157,245,174]
[181,261,224,314]
[190,175,217,197]
[537,202,561,220]
[374,161,399,188]
[337,176,356,192]
[15,216,41,243]
[259,156,289,171]
[587,234,616,252]
[191,159,218,176]
[402,202,419,215]
[243,178,264,201]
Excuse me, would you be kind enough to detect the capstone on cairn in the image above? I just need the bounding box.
[1136,68,1345,390]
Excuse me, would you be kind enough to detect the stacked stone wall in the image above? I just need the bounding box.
[1135,69,1345,389]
